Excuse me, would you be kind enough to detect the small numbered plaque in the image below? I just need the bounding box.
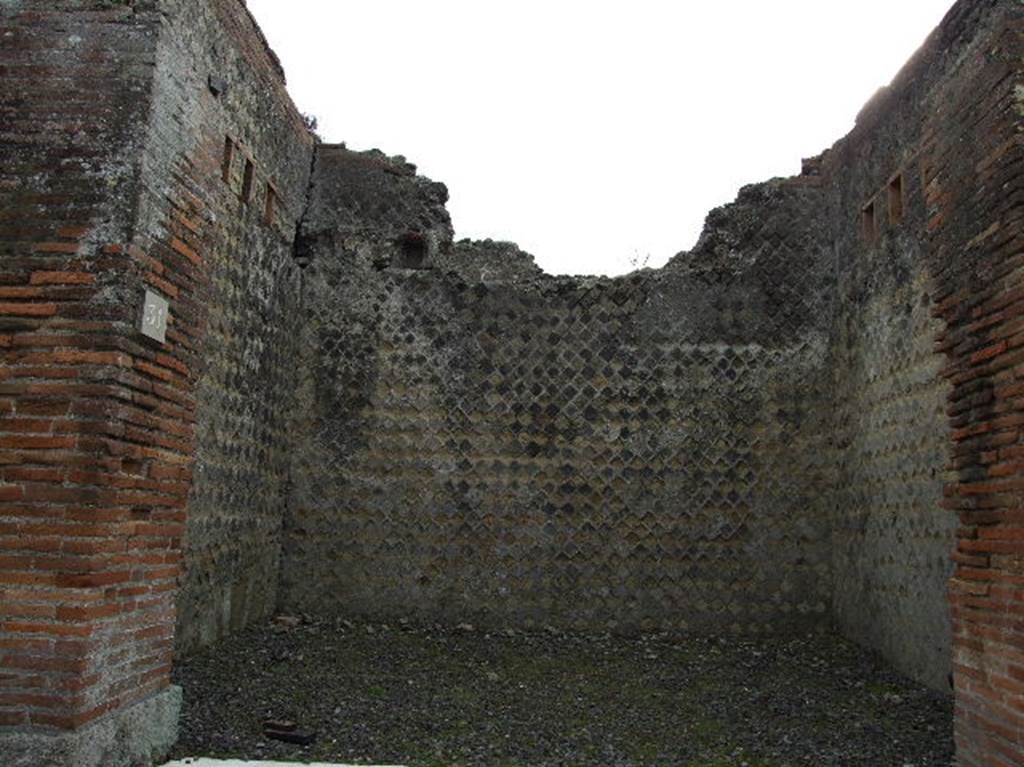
[140,289,169,343]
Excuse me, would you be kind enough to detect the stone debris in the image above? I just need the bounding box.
[262,719,316,747]
[170,616,953,767]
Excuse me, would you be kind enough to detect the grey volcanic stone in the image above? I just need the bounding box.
[0,686,181,767]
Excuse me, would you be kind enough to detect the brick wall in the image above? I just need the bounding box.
[0,0,173,739]
[822,0,1024,757]
[919,4,1024,762]
[0,0,312,761]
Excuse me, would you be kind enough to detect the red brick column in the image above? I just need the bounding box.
[2,0,313,762]
[923,12,1024,765]
[0,3,184,765]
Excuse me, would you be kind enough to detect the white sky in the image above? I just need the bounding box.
[246,0,954,276]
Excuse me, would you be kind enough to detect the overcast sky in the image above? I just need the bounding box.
[246,1,954,276]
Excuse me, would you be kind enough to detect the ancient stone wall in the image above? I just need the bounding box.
[140,0,314,655]
[0,2,179,759]
[819,19,1024,764]
[3,1,1024,765]
[0,0,313,763]
[281,147,836,634]
[822,0,1024,756]
[907,2,1024,762]
[825,15,960,693]
[830,235,954,692]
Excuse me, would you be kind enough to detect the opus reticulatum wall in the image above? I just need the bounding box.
[283,147,836,635]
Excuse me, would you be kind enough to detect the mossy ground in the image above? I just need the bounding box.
[171,618,952,767]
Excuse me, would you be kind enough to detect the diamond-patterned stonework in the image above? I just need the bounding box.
[830,170,955,690]
[282,152,836,634]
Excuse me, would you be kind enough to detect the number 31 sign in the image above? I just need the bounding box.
[140,289,169,343]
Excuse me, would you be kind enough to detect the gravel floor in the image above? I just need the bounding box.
[170,616,953,767]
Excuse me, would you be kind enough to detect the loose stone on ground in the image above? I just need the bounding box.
[171,617,953,767]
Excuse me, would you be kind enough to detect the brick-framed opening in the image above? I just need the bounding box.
[220,135,235,184]
[240,156,255,203]
[888,173,904,225]
[263,181,278,227]
[862,199,877,243]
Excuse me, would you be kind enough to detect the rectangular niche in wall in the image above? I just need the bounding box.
[863,199,877,243]
[264,182,277,226]
[221,136,235,184]
[392,232,430,269]
[888,173,904,224]
[242,157,255,202]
